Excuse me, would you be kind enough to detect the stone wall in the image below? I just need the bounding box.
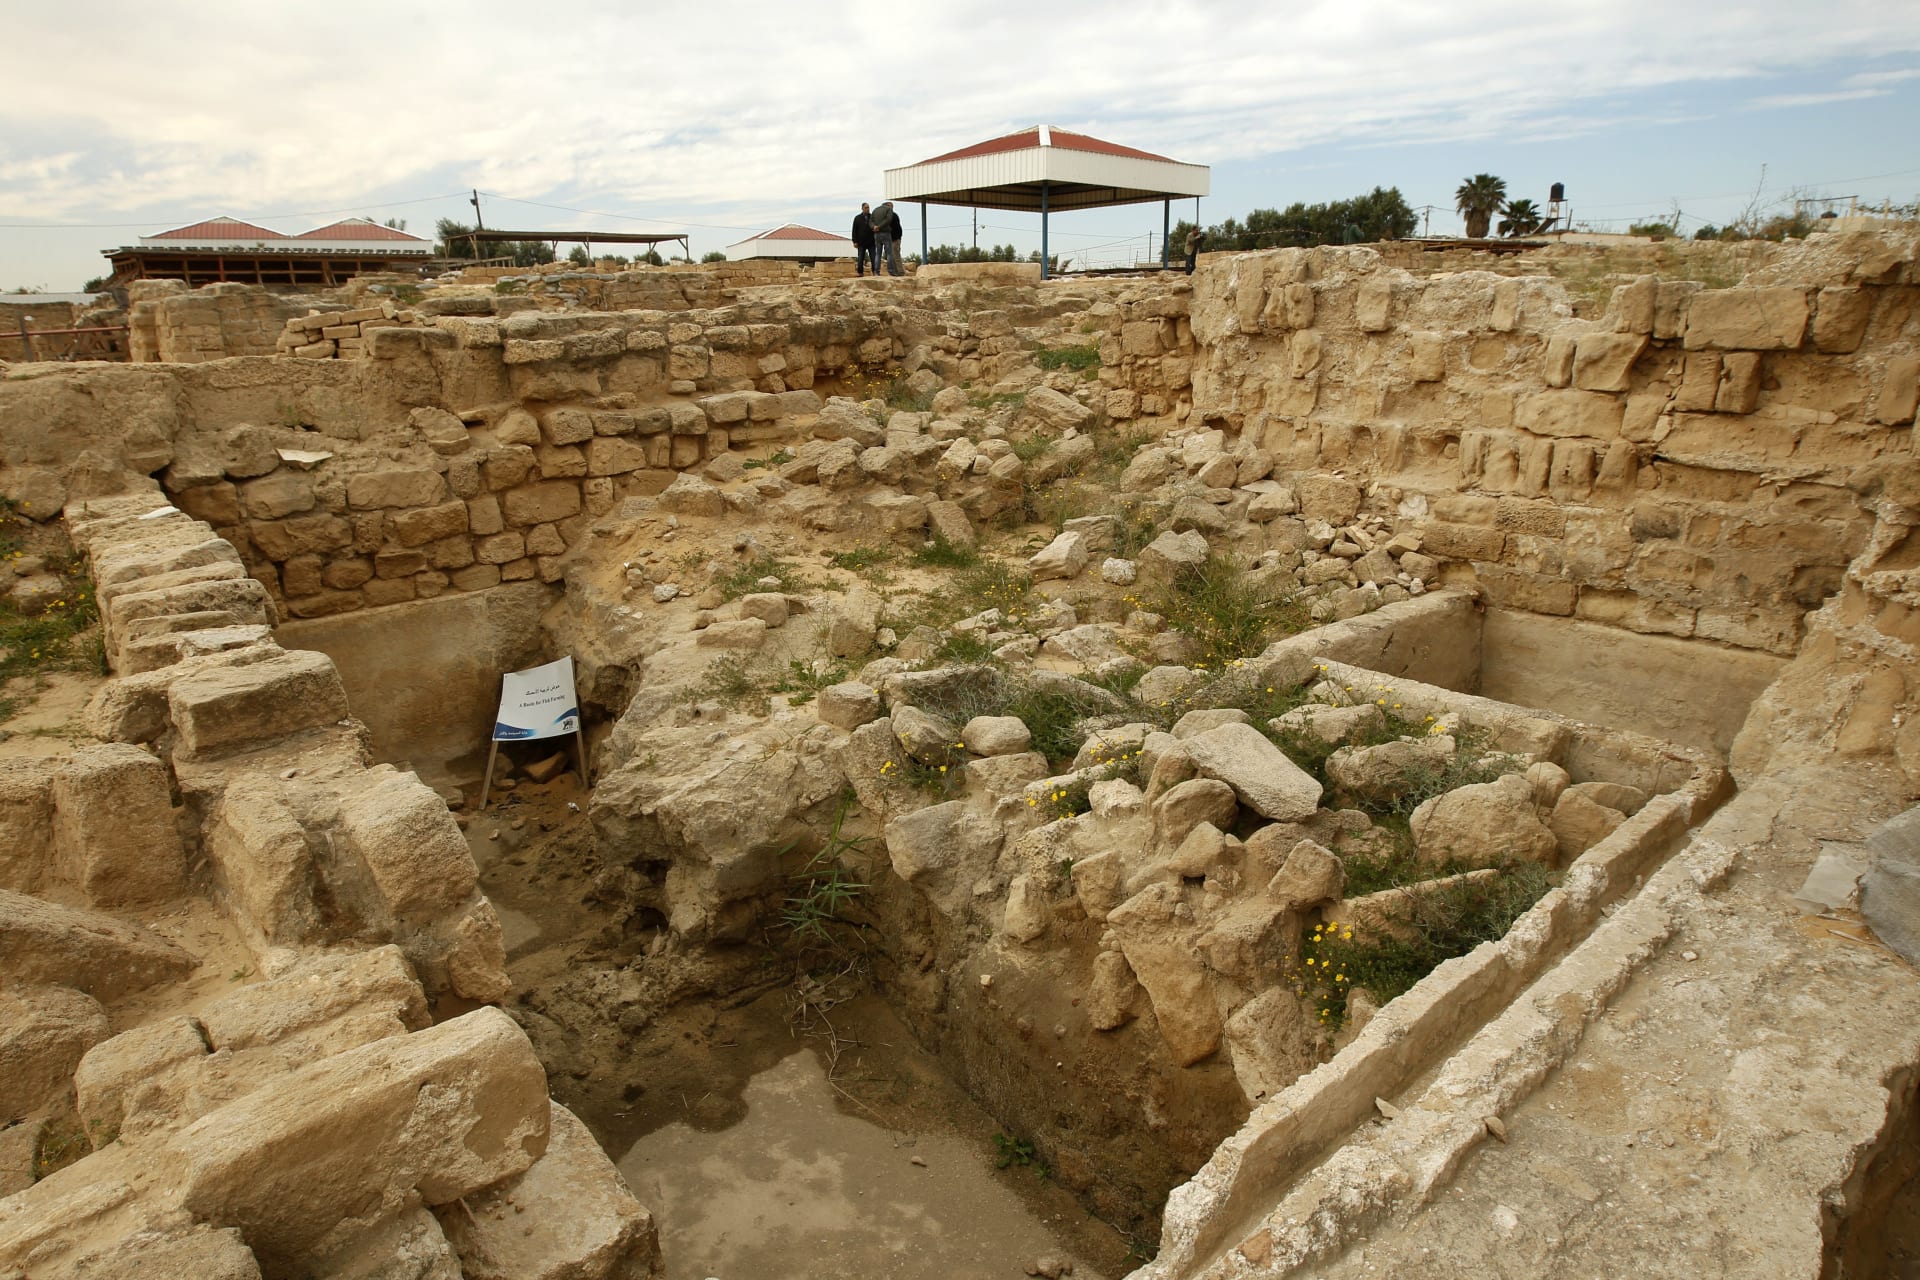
[129,281,301,363]
[1133,231,1920,658]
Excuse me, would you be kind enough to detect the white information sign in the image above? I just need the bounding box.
[492,657,580,741]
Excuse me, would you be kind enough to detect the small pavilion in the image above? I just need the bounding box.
[882,125,1210,278]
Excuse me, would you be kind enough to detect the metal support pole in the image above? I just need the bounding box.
[17,317,35,363]
[1040,184,1050,280]
[921,200,929,267]
[1162,199,1170,267]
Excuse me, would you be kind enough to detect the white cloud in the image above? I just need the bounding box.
[1749,88,1889,109]
[0,0,1917,232]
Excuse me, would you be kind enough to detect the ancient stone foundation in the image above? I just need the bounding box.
[2,229,1918,1278]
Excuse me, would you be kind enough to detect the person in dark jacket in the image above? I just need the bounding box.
[873,201,905,277]
[1184,226,1204,275]
[851,203,875,276]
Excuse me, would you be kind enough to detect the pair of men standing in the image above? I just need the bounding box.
[851,201,904,277]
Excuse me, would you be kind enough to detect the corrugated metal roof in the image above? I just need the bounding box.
[917,126,1176,166]
[296,218,429,242]
[748,224,852,242]
[147,216,285,240]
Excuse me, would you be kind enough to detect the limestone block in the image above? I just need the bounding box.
[695,618,767,650]
[1716,352,1763,414]
[926,499,975,547]
[1548,788,1626,862]
[1355,281,1392,332]
[502,481,583,526]
[816,682,881,731]
[656,474,724,517]
[1325,737,1455,807]
[1085,950,1139,1030]
[1407,332,1445,382]
[528,444,584,480]
[1289,330,1323,378]
[1609,276,1657,335]
[439,1102,659,1280]
[409,407,473,455]
[389,501,469,547]
[1571,331,1648,393]
[0,984,109,1117]
[0,889,196,999]
[1269,703,1384,747]
[1029,530,1089,582]
[482,446,537,489]
[205,774,317,945]
[1121,320,1165,357]
[466,494,505,537]
[883,800,1002,888]
[249,513,352,560]
[346,470,446,510]
[825,587,880,658]
[171,1008,550,1275]
[541,406,596,445]
[1873,355,1920,425]
[0,759,55,893]
[1107,883,1222,1065]
[1175,721,1328,821]
[963,716,1032,757]
[444,900,510,1004]
[1002,874,1050,944]
[177,482,241,526]
[336,768,480,923]
[1673,352,1721,412]
[1151,777,1239,846]
[737,592,789,628]
[1120,447,1172,493]
[865,490,928,534]
[169,649,350,757]
[1811,286,1872,353]
[51,743,186,906]
[1266,838,1344,913]
[1138,529,1210,585]
[1515,389,1624,439]
[239,474,316,520]
[586,436,649,476]
[1683,287,1810,350]
[1295,474,1362,523]
[1224,985,1315,1103]
[1652,280,1699,340]
[40,1224,264,1279]
[1409,773,1556,867]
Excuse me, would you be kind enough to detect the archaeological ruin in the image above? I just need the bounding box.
[1,226,1917,1278]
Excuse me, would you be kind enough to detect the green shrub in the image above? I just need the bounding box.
[1150,553,1304,669]
[1297,862,1553,1024]
[715,554,807,600]
[910,534,979,570]
[1033,343,1101,374]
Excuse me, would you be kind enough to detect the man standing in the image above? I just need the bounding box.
[1184,226,1205,275]
[872,201,904,278]
[851,203,874,276]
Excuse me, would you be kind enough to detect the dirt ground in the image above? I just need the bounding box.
[466,776,1138,1279]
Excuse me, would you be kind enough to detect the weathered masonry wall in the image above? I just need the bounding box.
[1148,233,1919,657]
[127,280,301,363]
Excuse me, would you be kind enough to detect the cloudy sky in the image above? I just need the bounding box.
[3,0,1918,290]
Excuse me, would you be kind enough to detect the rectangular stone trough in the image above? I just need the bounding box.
[1134,594,1742,1280]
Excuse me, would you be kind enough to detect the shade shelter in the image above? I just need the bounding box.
[727,224,856,262]
[104,215,434,288]
[882,125,1209,278]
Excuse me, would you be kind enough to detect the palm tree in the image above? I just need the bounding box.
[1455,174,1507,239]
[1499,198,1544,237]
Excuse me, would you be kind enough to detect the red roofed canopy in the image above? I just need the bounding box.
[885,124,1207,215]
[882,125,1209,276]
[146,216,284,241]
[296,218,429,242]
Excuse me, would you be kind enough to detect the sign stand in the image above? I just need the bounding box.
[480,656,584,810]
